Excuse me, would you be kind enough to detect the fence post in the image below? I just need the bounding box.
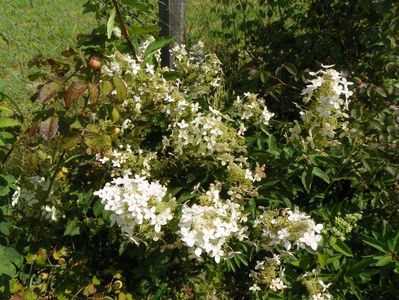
[159,0,187,67]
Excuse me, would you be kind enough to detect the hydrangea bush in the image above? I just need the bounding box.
[4,38,334,298]
[3,27,399,298]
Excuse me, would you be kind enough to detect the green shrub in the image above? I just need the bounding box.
[2,1,399,299]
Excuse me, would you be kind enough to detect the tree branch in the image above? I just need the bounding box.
[110,0,137,59]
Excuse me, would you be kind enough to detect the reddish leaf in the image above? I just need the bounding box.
[37,82,62,104]
[64,82,87,108]
[12,293,23,300]
[88,83,100,105]
[39,116,59,141]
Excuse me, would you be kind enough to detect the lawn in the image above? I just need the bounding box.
[0,0,96,114]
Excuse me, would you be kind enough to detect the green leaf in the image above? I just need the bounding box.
[112,77,127,102]
[261,179,280,189]
[3,247,23,268]
[0,261,16,277]
[84,134,112,153]
[0,131,14,140]
[374,86,387,98]
[282,63,297,76]
[61,134,81,150]
[101,80,113,97]
[385,62,399,73]
[347,258,373,275]
[143,36,175,60]
[111,107,120,122]
[312,167,330,184]
[64,219,80,236]
[0,186,10,197]
[375,255,392,267]
[301,167,313,192]
[177,192,195,203]
[260,71,271,83]
[0,221,11,236]
[107,8,116,39]
[93,200,104,217]
[267,134,277,151]
[391,231,399,251]
[86,124,100,133]
[0,117,20,128]
[235,254,248,266]
[363,236,388,253]
[0,105,13,114]
[70,120,83,130]
[290,256,311,269]
[331,238,353,257]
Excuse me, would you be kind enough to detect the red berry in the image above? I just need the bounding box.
[89,57,101,70]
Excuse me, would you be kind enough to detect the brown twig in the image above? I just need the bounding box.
[110,0,137,59]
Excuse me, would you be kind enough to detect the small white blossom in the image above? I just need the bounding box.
[145,63,155,75]
[42,205,62,222]
[11,187,20,206]
[112,27,122,38]
[249,283,261,292]
[270,278,287,291]
[299,231,322,250]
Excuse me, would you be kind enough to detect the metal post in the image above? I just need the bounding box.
[159,0,187,67]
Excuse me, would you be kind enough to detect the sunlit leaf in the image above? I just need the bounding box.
[107,8,116,39]
[0,118,20,128]
[112,77,127,101]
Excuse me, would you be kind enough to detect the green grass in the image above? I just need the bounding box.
[0,0,96,114]
[185,0,225,48]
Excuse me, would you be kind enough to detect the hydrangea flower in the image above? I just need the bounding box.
[94,175,175,243]
[254,208,324,251]
[177,183,247,263]
[290,65,353,149]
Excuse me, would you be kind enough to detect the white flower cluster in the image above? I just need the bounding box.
[290,64,353,148]
[102,37,161,78]
[177,183,247,263]
[165,110,246,164]
[302,64,353,110]
[255,208,323,251]
[249,255,287,293]
[232,92,275,130]
[95,145,157,179]
[171,42,224,97]
[11,176,63,222]
[301,269,333,300]
[93,175,175,243]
